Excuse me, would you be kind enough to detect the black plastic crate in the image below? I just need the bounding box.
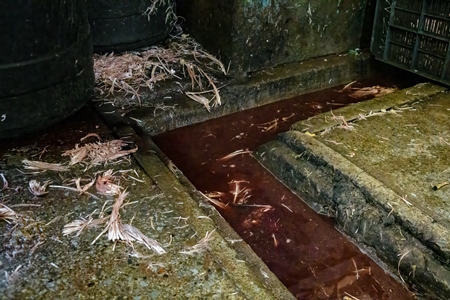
[371,0,450,85]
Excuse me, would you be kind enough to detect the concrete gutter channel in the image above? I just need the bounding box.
[255,83,450,299]
[84,55,448,299]
[79,51,373,299]
[110,122,296,300]
[0,51,369,299]
[2,51,440,298]
[83,49,361,298]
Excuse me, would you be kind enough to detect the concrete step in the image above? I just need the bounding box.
[255,83,450,299]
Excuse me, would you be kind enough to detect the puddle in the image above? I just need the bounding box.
[153,79,416,299]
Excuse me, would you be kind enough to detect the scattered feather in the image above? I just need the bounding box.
[22,159,69,172]
[199,191,229,210]
[93,26,226,110]
[62,139,137,169]
[80,133,102,142]
[63,216,108,236]
[230,180,252,205]
[0,173,8,190]
[75,177,96,195]
[96,170,122,195]
[28,180,50,196]
[121,224,166,255]
[0,203,18,223]
[217,149,252,161]
[91,190,165,255]
[180,230,215,255]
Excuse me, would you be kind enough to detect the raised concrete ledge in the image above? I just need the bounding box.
[256,134,450,299]
[280,131,450,262]
[106,51,373,136]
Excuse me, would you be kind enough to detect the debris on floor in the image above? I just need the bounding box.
[0,106,289,299]
[93,26,228,111]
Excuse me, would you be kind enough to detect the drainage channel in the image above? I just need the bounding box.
[153,79,416,299]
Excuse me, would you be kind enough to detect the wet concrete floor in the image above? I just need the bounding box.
[153,80,416,299]
[0,106,292,299]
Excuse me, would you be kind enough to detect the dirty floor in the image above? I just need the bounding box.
[0,106,292,300]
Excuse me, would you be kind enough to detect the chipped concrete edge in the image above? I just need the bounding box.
[112,123,296,300]
[292,82,448,134]
[255,131,450,299]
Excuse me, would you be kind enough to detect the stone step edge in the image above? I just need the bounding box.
[255,131,450,299]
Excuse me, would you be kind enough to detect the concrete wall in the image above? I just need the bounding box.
[178,0,371,77]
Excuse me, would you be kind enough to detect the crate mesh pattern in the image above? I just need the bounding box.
[371,0,450,85]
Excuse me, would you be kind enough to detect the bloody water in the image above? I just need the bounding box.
[154,79,416,299]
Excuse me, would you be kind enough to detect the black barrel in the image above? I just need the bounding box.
[87,0,176,53]
[0,0,94,139]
